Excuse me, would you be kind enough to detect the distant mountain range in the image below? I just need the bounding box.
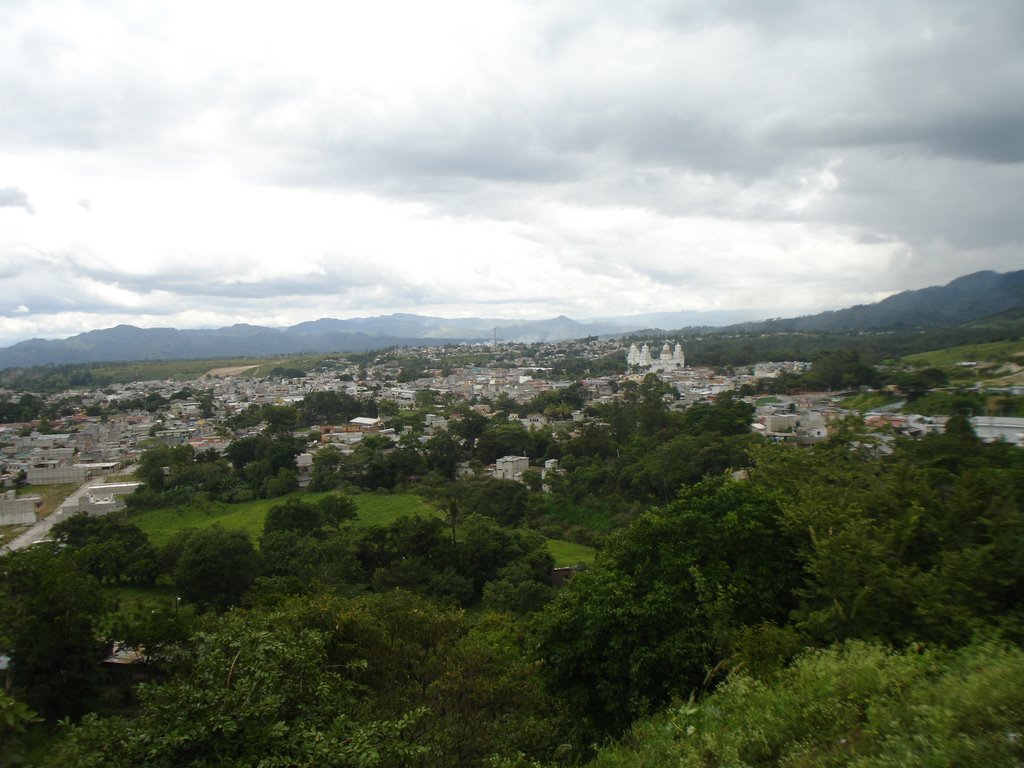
[727,269,1024,333]
[1,270,1021,369]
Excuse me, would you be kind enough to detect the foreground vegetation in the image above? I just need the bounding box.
[591,640,1024,768]
[2,409,1022,766]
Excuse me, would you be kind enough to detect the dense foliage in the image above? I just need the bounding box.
[3,351,1024,765]
[49,592,569,768]
[589,639,1024,767]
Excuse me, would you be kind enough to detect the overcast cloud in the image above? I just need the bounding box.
[1,0,1022,346]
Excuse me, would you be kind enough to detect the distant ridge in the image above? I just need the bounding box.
[723,270,1024,333]
[0,269,1021,369]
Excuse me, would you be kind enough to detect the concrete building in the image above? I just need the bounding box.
[61,482,142,516]
[0,490,42,525]
[495,455,529,482]
[970,416,1024,447]
[349,417,382,431]
[26,465,87,485]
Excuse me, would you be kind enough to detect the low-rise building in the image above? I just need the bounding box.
[495,455,529,482]
[0,490,42,525]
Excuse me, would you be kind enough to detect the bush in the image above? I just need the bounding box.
[589,640,1024,768]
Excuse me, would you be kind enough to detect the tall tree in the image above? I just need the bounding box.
[0,548,107,720]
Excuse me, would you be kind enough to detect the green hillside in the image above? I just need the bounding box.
[902,337,1024,369]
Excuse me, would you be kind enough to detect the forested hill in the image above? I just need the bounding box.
[725,269,1024,332]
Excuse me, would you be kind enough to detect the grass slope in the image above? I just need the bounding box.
[903,338,1024,368]
[127,489,593,567]
[128,491,440,547]
[547,539,596,567]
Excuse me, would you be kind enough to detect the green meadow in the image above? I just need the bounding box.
[902,338,1024,369]
[126,489,593,566]
[127,491,439,547]
[547,538,596,567]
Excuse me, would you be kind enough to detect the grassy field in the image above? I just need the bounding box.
[348,492,442,525]
[902,339,1024,369]
[128,491,441,547]
[126,489,592,570]
[25,482,80,516]
[63,353,349,385]
[0,525,24,546]
[547,539,596,567]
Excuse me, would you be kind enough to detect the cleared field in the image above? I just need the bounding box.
[349,493,442,525]
[903,339,1024,369]
[26,482,80,516]
[62,353,345,385]
[840,392,903,413]
[205,365,260,377]
[129,491,441,547]
[547,539,596,567]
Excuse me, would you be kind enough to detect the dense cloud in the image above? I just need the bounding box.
[0,187,33,214]
[0,0,1022,345]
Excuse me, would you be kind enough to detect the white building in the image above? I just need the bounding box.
[61,482,142,516]
[495,455,529,482]
[970,416,1024,447]
[627,341,685,371]
[0,490,42,525]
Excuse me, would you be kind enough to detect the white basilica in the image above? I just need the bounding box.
[627,341,685,371]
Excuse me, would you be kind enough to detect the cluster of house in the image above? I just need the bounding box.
[3,339,1022,525]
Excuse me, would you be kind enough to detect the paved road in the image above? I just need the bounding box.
[1,479,91,554]
[0,468,136,554]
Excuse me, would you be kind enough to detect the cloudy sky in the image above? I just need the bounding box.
[1,1,1022,346]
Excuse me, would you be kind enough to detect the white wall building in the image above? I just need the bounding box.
[495,455,529,481]
[970,416,1024,447]
[61,482,142,516]
[0,490,42,525]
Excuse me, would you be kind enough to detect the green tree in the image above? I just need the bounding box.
[52,608,426,768]
[309,444,346,490]
[425,431,462,481]
[277,591,570,767]
[0,547,107,720]
[172,527,259,612]
[263,497,324,536]
[482,561,554,614]
[135,444,196,491]
[531,478,798,736]
[52,515,158,586]
[317,493,358,528]
[457,476,529,527]
[0,690,41,766]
